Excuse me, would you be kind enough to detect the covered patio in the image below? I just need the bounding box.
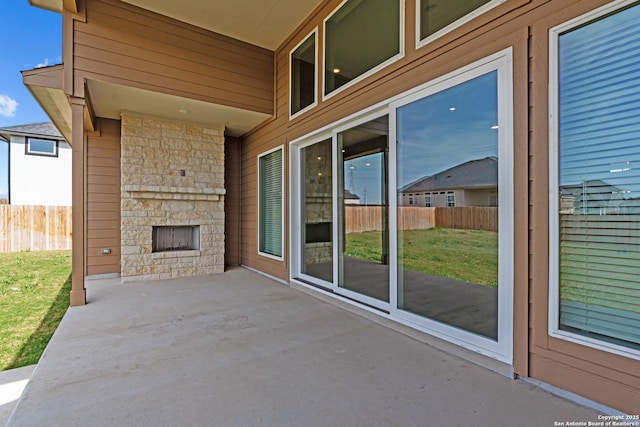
[8,268,599,426]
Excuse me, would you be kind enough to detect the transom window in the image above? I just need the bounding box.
[26,138,58,157]
[290,30,317,117]
[417,0,506,47]
[324,0,402,97]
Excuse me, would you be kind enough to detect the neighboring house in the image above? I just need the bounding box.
[399,157,498,207]
[24,0,639,413]
[343,189,360,205]
[0,122,71,206]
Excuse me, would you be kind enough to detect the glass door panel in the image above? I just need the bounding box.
[337,116,390,303]
[396,72,499,339]
[301,139,333,284]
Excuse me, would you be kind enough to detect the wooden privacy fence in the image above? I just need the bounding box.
[345,206,497,233]
[0,205,72,252]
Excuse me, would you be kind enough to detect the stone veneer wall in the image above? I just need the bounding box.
[120,115,225,281]
[303,141,332,264]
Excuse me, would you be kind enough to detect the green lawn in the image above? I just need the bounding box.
[0,250,72,371]
[346,228,498,287]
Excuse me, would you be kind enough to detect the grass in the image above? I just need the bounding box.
[346,228,498,287]
[0,250,72,371]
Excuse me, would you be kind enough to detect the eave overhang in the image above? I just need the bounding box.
[22,64,72,143]
[28,0,77,13]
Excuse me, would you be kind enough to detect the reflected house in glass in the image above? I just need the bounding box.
[343,189,361,205]
[399,157,497,207]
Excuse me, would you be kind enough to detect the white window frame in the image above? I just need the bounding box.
[415,0,507,50]
[258,145,285,261]
[289,27,318,120]
[322,0,405,102]
[26,137,58,157]
[291,48,514,364]
[548,0,640,361]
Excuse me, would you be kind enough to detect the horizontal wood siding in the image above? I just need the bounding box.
[73,0,274,114]
[224,137,241,266]
[86,118,121,275]
[238,0,639,412]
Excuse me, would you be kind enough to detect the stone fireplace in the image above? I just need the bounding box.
[120,114,225,282]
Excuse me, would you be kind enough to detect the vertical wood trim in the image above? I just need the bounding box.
[63,10,74,96]
[70,97,86,306]
[512,27,531,377]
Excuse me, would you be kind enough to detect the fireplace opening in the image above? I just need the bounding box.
[152,226,200,252]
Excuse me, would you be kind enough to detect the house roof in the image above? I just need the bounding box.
[401,157,498,193]
[0,122,63,141]
[344,189,360,200]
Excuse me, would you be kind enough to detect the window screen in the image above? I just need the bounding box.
[557,2,640,349]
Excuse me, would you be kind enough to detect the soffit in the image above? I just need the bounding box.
[120,0,324,50]
[86,80,271,137]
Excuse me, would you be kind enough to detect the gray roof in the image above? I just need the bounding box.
[0,122,63,141]
[401,157,498,192]
[344,189,360,199]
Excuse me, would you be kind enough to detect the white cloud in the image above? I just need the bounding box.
[0,95,18,118]
[36,58,50,68]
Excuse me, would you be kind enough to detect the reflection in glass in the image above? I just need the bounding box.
[325,0,400,95]
[420,0,491,40]
[338,116,390,303]
[301,139,333,283]
[291,32,316,116]
[557,3,640,349]
[397,72,499,339]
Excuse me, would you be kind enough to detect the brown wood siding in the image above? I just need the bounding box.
[224,137,241,266]
[86,118,121,275]
[526,0,640,413]
[73,0,274,114]
[238,0,639,413]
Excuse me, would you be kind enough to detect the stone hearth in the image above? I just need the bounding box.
[120,114,225,281]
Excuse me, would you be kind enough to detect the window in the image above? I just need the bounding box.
[425,195,431,207]
[395,51,512,347]
[550,1,640,355]
[259,147,284,259]
[447,194,455,207]
[290,30,317,117]
[417,0,505,47]
[324,0,402,97]
[26,138,58,157]
[409,197,413,205]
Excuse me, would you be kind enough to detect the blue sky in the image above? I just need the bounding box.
[0,2,61,199]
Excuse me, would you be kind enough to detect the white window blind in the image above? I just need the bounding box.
[557,2,640,349]
[259,149,283,257]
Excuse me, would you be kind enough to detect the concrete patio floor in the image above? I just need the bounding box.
[7,267,603,427]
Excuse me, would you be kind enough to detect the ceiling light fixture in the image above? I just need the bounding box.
[333,67,341,74]
[178,109,191,115]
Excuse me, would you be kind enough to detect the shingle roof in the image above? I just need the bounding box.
[344,189,360,200]
[0,122,63,140]
[401,157,498,192]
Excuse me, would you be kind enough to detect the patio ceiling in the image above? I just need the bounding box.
[85,80,271,137]
[120,0,325,50]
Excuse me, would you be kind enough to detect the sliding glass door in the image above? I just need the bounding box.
[291,50,513,362]
[337,116,390,305]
